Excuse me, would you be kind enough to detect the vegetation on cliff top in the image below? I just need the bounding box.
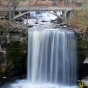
[69,0,88,34]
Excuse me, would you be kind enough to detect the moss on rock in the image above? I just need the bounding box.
[5,41,27,77]
[77,39,88,79]
[77,40,87,67]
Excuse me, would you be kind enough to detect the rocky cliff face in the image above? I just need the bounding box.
[77,39,88,79]
[0,25,28,77]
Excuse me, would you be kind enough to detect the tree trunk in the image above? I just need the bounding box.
[64,0,68,6]
[11,0,18,24]
[52,0,57,5]
[26,0,31,26]
[8,0,11,22]
[35,0,38,6]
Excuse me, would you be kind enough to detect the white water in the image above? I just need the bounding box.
[27,28,77,87]
[6,80,77,88]
[23,11,57,25]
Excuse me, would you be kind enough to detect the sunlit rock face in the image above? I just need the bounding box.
[27,28,77,86]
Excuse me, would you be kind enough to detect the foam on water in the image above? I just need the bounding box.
[6,80,77,88]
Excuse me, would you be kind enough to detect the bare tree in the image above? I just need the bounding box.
[11,0,18,23]
[35,0,38,6]
[8,0,26,23]
[52,0,62,5]
[63,0,69,6]
[52,0,58,5]
[26,0,31,26]
[8,0,11,22]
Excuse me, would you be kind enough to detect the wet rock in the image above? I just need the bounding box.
[0,54,7,78]
[15,18,23,22]
[6,70,15,77]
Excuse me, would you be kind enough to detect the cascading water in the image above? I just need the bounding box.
[27,28,77,87]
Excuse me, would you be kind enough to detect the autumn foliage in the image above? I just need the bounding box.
[69,8,88,33]
[0,19,9,29]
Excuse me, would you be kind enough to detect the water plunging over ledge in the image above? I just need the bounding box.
[1,28,77,88]
[27,28,77,87]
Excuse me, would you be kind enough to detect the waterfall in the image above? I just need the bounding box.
[27,28,77,86]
